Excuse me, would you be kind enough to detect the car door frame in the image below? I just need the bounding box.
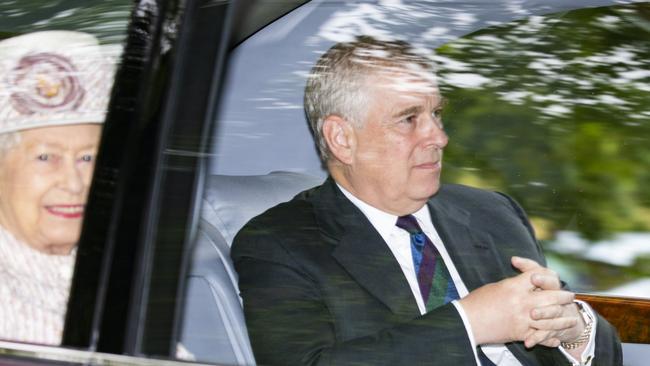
[62,0,233,357]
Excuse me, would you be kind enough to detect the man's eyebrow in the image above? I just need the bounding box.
[392,105,423,119]
[437,97,449,109]
[391,98,447,119]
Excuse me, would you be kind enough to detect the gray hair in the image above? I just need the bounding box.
[0,131,21,160]
[304,35,436,161]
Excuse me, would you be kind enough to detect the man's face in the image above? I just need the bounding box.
[0,123,101,254]
[345,70,448,215]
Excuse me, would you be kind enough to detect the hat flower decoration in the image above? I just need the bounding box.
[0,30,115,134]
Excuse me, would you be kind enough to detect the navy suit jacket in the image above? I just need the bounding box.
[231,177,621,365]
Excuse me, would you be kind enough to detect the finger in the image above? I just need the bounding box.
[531,272,561,290]
[538,338,561,348]
[530,317,577,332]
[525,327,568,348]
[527,334,561,348]
[524,327,535,340]
[511,256,543,273]
[532,290,575,307]
[524,329,552,348]
[531,304,564,320]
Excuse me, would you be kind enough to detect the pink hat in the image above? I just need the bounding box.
[0,31,116,134]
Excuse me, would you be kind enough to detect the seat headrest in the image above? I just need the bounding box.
[201,171,324,246]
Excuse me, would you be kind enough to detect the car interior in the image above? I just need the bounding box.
[179,172,323,364]
[0,0,648,365]
[177,1,650,364]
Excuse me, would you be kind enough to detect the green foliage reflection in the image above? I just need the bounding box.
[0,0,131,44]
[437,3,650,243]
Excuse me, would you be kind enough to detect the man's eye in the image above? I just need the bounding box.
[37,153,49,161]
[400,115,416,124]
[432,109,443,119]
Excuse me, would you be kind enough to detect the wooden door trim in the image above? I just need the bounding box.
[576,294,650,344]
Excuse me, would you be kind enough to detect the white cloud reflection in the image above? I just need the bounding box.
[442,73,490,88]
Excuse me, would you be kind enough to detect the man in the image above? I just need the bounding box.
[231,36,621,365]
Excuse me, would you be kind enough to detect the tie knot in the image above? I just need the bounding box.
[396,214,423,235]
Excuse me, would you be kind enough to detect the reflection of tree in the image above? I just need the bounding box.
[0,0,131,44]
[437,3,650,241]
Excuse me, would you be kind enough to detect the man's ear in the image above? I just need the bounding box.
[322,115,355,165]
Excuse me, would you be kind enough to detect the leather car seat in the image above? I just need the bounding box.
[178,171,323,365]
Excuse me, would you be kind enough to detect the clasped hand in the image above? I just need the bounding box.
[459,256,586,348]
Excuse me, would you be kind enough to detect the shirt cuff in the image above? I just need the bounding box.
[558,300,597,366]
[451,300,481,366]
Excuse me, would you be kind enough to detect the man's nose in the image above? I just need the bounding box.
[420,116,448,149]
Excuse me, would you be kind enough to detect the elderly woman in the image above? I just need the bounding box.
[0,31,114,345]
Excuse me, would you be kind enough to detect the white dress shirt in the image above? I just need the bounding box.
[338,184,596,366]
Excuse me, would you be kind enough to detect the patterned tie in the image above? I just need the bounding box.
[396,214,459,311]
[396,215,495,366]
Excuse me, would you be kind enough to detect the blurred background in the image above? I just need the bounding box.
[437,3,650,296]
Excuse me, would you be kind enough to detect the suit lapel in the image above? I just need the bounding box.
[427,194,506,291]
[332,224,420,318]
[312,178,419,318]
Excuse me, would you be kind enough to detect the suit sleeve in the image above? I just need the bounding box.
[232,225,477,366]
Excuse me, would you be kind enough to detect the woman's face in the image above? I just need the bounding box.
[0,124,101,254]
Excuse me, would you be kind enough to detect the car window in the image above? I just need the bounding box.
[210,1,650,300]
[0,0,131,349]
[5,0,645,365]
[176,1,650,364]
[16,1,640,365]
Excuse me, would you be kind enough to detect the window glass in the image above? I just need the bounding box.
[0,0,132,346]
[211,1,649,298]
[436,3,650,297]
[186,0,650,364]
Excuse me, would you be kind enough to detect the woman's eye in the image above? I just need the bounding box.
[80,154,93,162]
[37,153,49,161]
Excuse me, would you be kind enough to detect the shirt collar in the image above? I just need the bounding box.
[336,183,431,231]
